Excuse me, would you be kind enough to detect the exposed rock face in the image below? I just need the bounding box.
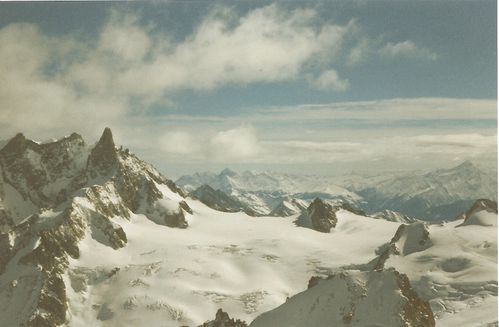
[0,128,188,326]
[250,268,435,327]
[189,184,258,216]
[269,198,307,217]
[337,201,366,216]
[456,199,498,227]
[296,198,337,232]
[200,308,248,327]
[370,222,432,271]
[0,132,87,207]
[87,127,119,177]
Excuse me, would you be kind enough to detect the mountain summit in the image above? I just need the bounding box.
[87,127,119,176]
[0,128,191,326]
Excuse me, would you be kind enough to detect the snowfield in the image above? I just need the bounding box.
[66,202,401,326]
[66,198,497,326]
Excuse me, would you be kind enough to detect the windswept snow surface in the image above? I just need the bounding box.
[66,204,400,326]
[65,196,498,326]
[383,219,498,326]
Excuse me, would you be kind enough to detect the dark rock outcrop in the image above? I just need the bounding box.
[0,132,87,207]
[456,199,498,227]
[369,222,432,271]
[0,128,189,326]
[296,198,337,233]
[87,127,119,177]
[200,308,248,327]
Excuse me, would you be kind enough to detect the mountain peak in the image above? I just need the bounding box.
[87,127,119,175]
[220,168,237,177]
[99,127,115,148]
[0,132,32,155]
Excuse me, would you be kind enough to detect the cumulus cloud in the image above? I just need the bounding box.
[347,38,371,66]
[380,40,438,60]
[159,131,198,155]
[157,126,260,163]
[309,69,350,91]
[0,4,360,141]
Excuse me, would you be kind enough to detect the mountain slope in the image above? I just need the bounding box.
[176,169,360,216]
[0,130,495,327]
[189,184,259,216]
[250,268,435,327]
[0,128,190,326]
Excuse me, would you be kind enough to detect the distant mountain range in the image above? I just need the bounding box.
[0,129,496,326]
[177,161,497,221]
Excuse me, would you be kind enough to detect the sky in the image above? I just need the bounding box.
[0,0,496,178]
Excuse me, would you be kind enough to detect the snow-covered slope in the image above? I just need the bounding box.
[188,184,259,216]
[63,207,404,326]
[250,268,434,327]
[268,198,307,217]
[350,161,498,220]
[371,209,417,224]
[178,161,497,221]
[357,211,498,326]
[0,128,191,326]
[0,130,496,327]
[176,169,360,216]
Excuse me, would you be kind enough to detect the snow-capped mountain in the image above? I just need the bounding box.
[0,128,191,326]
[370,209,417,224]
[177,161,496,221]
[250,268,435,327]
[349,161,498,220]
[188,184,259,216]
[176,170,360,216]
[0,130,496,327]
[268,198,307,217]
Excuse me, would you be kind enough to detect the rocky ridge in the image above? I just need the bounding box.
[250,268,435,327]
[296,198,338,233]
[0,128,190,326]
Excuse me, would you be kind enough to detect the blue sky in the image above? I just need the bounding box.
[0,1,496,177]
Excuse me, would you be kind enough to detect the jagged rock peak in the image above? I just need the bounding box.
[98,127,115,149]
[296,198,337,233]
[200,308,248,327]
[87,127,119,174]
[0,132,34,155]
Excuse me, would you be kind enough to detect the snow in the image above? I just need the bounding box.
[382,219,497,326]
[462,210,497,227]
[66,203,401,326]
[250,269,417,327]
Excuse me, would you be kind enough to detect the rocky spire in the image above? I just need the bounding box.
[0,133,37,156]
[307,198,337,233]
[87,128,119,176]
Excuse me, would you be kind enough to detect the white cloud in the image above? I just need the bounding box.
[0,5,360,141]
[159,131,198,155]
[347,38,370,66]
[309,69,350,91]
[157,126,260,163]
[209,126,260,159]
[249,98,496,123]
[380,40,438,60]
